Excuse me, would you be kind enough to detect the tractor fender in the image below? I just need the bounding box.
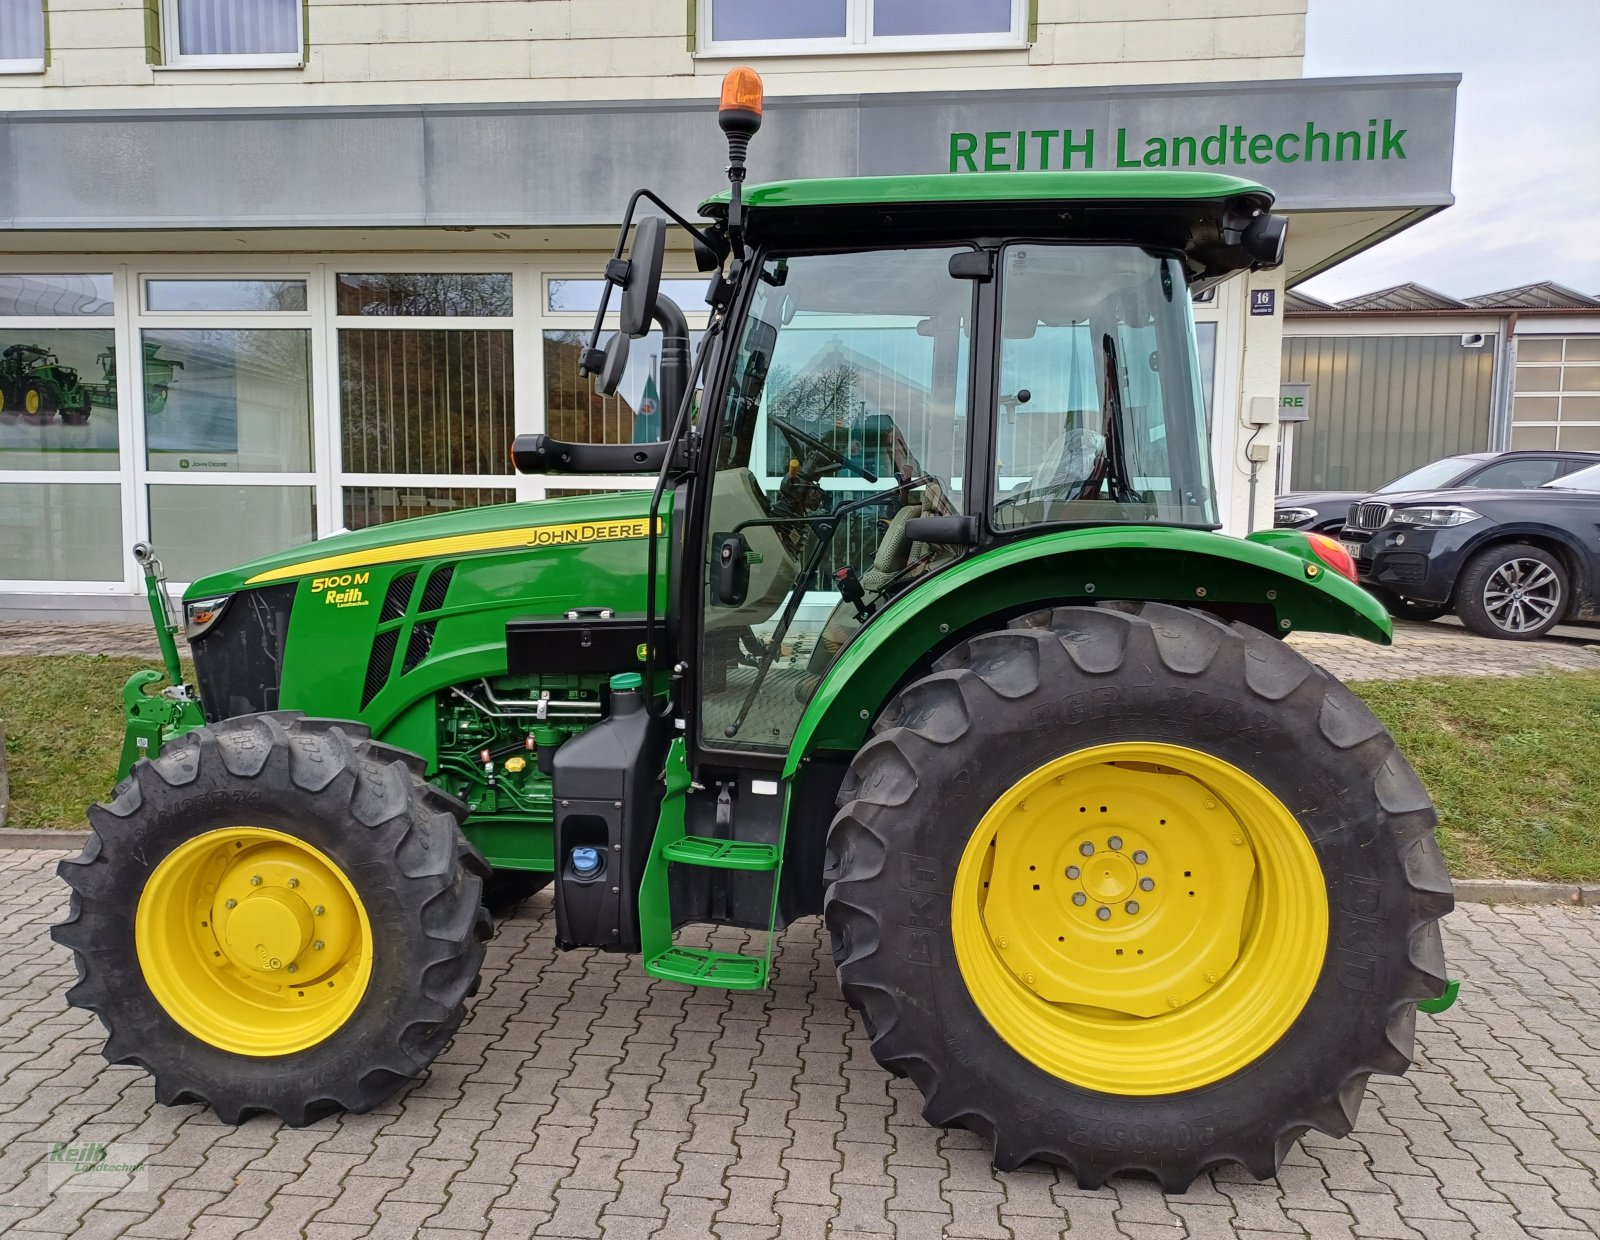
[782,525,1388,776]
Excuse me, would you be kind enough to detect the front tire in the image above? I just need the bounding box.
[824,603,1452,1188]
[54,712,491,1126]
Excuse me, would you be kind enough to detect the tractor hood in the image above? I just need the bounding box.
[185,490,658,601]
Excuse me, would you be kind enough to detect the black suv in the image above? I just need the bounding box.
[1275,450,1598,534]
[1342,461,1600,639]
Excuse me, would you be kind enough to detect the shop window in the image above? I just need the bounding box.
[543,329,702,447]
[0,328,120,469]
[701,0,1023,54]
[337,274,512,318]
[547,278,707,315]
[0,483,123,581]
[0,275,113,316]
[162,0,301,67]
[149,485,315,582]
[144,278,307,313]
[339,329,513,475]
[143,329,312,473]
[343,486,516,531]
[0,0,44,73]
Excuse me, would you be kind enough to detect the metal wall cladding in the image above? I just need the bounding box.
[1281,334,1498,493]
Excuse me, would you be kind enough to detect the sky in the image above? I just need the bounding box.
[1299,0,1600,303]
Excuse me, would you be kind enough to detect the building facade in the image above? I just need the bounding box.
[0,0,1458,618]
[1281,282,1600,493]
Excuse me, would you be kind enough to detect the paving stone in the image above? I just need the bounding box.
[10,849,1600,1240]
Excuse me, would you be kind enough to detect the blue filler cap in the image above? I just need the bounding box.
[570,846,601,876]
[610,672,644,691]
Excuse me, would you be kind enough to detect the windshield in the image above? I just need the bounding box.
[1542,462,1600,491]
[1377,456,1479,494]
[699,246,971,750]
[992,245,1215,528]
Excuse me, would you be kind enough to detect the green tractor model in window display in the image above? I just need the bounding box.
[0,342,95,424]
[55,68,1455,1189]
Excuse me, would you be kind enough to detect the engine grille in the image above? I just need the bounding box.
[191,583,296,722]
[1347,501,1393,531]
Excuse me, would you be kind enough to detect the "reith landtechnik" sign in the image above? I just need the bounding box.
[949,120,1410,173]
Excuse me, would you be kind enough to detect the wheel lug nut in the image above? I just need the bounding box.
[1125,901,1140,915]
[286,964,297,974]
[1079,842,1095,857]
[224,898,237,909]
[1108,836,1122,851]
[1072,892,1087,906]
[314,940,325,951]
[1140,877,1155,891]
[1066,865,1080,879]
[250,875,263,886]
[314,905,325,916]
[1095,906,1111,921]
[287,878,299,889]
[1133,850,1148,864]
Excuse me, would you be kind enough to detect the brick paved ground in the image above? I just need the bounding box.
[4,617,1597,681]
[2,849,1599,1239]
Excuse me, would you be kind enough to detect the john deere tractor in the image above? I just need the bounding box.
[55,69,1452,1189]
[0,342,94,424]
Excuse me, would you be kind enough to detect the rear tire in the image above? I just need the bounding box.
[1454,543,1567,640]
[823,602,1451,1188]
[54,712,491,1126]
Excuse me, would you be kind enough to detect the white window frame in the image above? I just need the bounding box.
[696,0,1027,58]
[160,0,303,70]
[0,0,46,74]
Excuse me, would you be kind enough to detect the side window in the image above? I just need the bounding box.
[163,0,303,67]
[1463,458,1562,489]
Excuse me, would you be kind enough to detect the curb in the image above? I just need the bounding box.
[0,829,1594,908]
[0,828,88,851]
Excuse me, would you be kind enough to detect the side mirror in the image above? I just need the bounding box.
[620,216,666,338]
[596,332,630,396]
[714,532,751,607]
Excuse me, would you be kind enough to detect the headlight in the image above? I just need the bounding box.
[1275,507,1317,527]
[1389,506,1482,528]
[184,595,231,639]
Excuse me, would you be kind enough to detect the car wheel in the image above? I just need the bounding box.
[1454,544,1567,640]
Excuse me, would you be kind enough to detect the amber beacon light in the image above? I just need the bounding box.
[719,66,764,136]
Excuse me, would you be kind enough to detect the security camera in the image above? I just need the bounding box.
[1461,333,1486,348]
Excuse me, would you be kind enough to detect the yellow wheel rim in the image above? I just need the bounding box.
[23,389,40,415]
[950,743,1328,1095]
[135,827,374,1057]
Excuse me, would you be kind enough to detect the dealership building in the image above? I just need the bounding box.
[0,0,1459,619]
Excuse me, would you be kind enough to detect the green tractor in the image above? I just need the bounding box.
[55,69,1452,1189]
[0,342,95,424]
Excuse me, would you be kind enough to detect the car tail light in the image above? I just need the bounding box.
[1304,533,1357,583]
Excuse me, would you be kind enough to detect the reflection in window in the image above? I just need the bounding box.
[340,329,513,474]
[0,483,122,581]
[336,274,512,318]
[546,278,708,315]
[543,329,702,446]
[150,485,315,582]
[144,329,312,473]
[0,274,113,316]
[0,329,119,469]
[0,0,45,69]
[343,486,515,531]
[145,279,307,313]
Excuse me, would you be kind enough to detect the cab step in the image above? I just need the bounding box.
[661,835,779,871]
[644,945,770,989]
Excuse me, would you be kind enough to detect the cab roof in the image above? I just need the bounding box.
[699,170,1274,216]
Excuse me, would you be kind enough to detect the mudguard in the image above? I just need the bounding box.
[782,525,1389,774]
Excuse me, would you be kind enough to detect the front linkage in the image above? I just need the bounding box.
[119,543,206,777]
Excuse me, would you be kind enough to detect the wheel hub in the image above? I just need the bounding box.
[979,761,1258,1018]
[134,827,373,1056]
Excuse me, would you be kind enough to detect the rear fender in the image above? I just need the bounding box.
[781,526,1388,776]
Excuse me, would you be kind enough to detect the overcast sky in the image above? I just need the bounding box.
[1300,0,1600,303]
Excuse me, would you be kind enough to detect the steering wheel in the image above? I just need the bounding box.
[771,417,878,483]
